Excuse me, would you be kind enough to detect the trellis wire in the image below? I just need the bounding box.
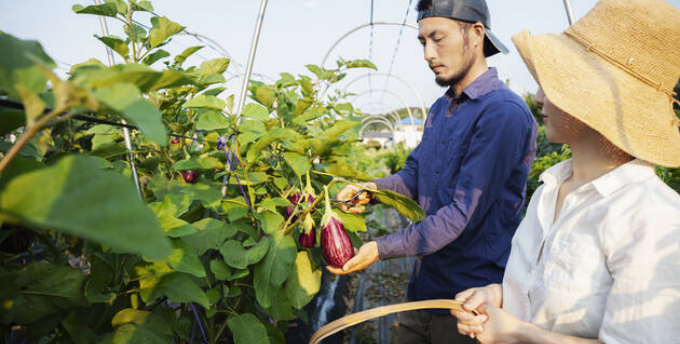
[380,0,414,104]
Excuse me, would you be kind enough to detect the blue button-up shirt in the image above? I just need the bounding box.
[374,68,537,309]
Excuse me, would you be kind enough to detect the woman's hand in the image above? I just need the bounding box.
[451,284,502,339]
[471,304,525,344]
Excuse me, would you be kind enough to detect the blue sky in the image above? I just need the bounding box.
[2,0,679,115]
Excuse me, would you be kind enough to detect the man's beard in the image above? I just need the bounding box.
[434,46,475,88]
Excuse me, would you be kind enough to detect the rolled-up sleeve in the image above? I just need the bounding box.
[377,102,531,259]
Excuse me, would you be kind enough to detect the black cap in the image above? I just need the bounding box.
[417,0,509,57]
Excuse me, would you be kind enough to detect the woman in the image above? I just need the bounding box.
[450,0,680,343]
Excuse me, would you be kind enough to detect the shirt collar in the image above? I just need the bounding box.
[590,159,655,196]
[540,159,655,197]
[445,67,501,101]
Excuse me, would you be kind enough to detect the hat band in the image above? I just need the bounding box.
[564,29,677,99]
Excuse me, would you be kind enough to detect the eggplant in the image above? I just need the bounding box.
[284,192,301,221]
[320,185,354,268]
[181,170,199,183]
[299,214,316,248]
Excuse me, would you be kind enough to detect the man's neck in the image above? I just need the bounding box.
[451,59,489,95]
[568,130,633,185]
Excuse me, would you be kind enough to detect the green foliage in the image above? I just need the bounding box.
[0,2,399,342]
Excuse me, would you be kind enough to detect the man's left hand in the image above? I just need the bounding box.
[471,304,525,344]
[326,241,379,275]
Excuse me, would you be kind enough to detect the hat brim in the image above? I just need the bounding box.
[513,30,680,167]
[484,28,509,57]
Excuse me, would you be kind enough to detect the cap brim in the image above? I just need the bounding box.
[512,29,680,167]
[484,28,509,57]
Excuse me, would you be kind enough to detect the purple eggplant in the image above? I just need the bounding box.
[320,185,354,268]
[299,214,316,248]
[284,192,302,221]
[181,170,199,183]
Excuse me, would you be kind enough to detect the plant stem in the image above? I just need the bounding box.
[283,178,338,234]
[0,106,68,174]
[126,4,138,62]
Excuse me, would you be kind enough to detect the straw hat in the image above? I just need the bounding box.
[513,0,680,167]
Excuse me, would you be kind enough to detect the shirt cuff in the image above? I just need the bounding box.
[376,231,406,260]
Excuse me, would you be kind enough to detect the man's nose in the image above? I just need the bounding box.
[423,42,436,63]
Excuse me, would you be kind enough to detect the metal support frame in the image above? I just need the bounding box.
[352,89,418,126]
[357,102,402,124]
[222,0,269,197]
[93,0,143,200]
[360,118,395,137]
[562,0,576,25]
[342,73,428,122]
[320,21,418,67]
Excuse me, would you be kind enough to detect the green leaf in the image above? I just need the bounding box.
[305,64,324,79]
[196,110,231,131]
[131,1,154,12]
[166,239,206,278]
[342,58,377,70]
[142,49,170,66]
[174,46,203,65]
[242,103,270,120]
[227,313,270,344]
[254,211,284,235]
[0,155,171,260]
[253,231,297,308]
[183,95,226,111]
[148,16,185,49]
[327,161,375,181]
[372,189,426,223]
[76,63,193,93]
[246,128,288,163]
[198,58,230,77]
[336,211,367,232]
[220,238,269,269]
[95,35,129,59]
[172,156,223,171]
[94,83,166,145]
[285,251,321,309]
[210,260,231,280]
[283,152,311,177]
[0,33,55,99]
[181,182,222,209]
[324,120,361,142]
[138,271,210,308]
[293,107,326,125]
[72,3,118,17]
[255,87,276,108]
[0,155,43,192]
[62,311,98,344]
[183,218,236,255]
[257,197,292,213]
[111,309,172,336]
[0,107,25,136]
[267,285,294,321]
[8,263,88,324]
[98,308,173,344]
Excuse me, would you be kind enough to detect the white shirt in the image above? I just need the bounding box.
[503,159,680,343]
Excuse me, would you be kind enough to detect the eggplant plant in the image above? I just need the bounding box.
[0,1,425,343]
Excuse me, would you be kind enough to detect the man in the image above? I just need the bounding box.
[329,0,537,343]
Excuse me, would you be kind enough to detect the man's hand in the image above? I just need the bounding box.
[336,182,377,214]
[326,241,379,275]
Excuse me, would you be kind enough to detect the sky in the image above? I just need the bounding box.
[2,0,680,117]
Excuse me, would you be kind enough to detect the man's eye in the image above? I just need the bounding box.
[433,37,443,42]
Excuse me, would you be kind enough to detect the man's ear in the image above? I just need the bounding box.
[472,22,485,48]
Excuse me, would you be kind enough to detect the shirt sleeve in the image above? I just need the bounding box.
[372,143,421,200]
[377,101,533,259]
[598,202,680,344]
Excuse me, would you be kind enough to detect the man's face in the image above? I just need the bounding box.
[418,17,476,88]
